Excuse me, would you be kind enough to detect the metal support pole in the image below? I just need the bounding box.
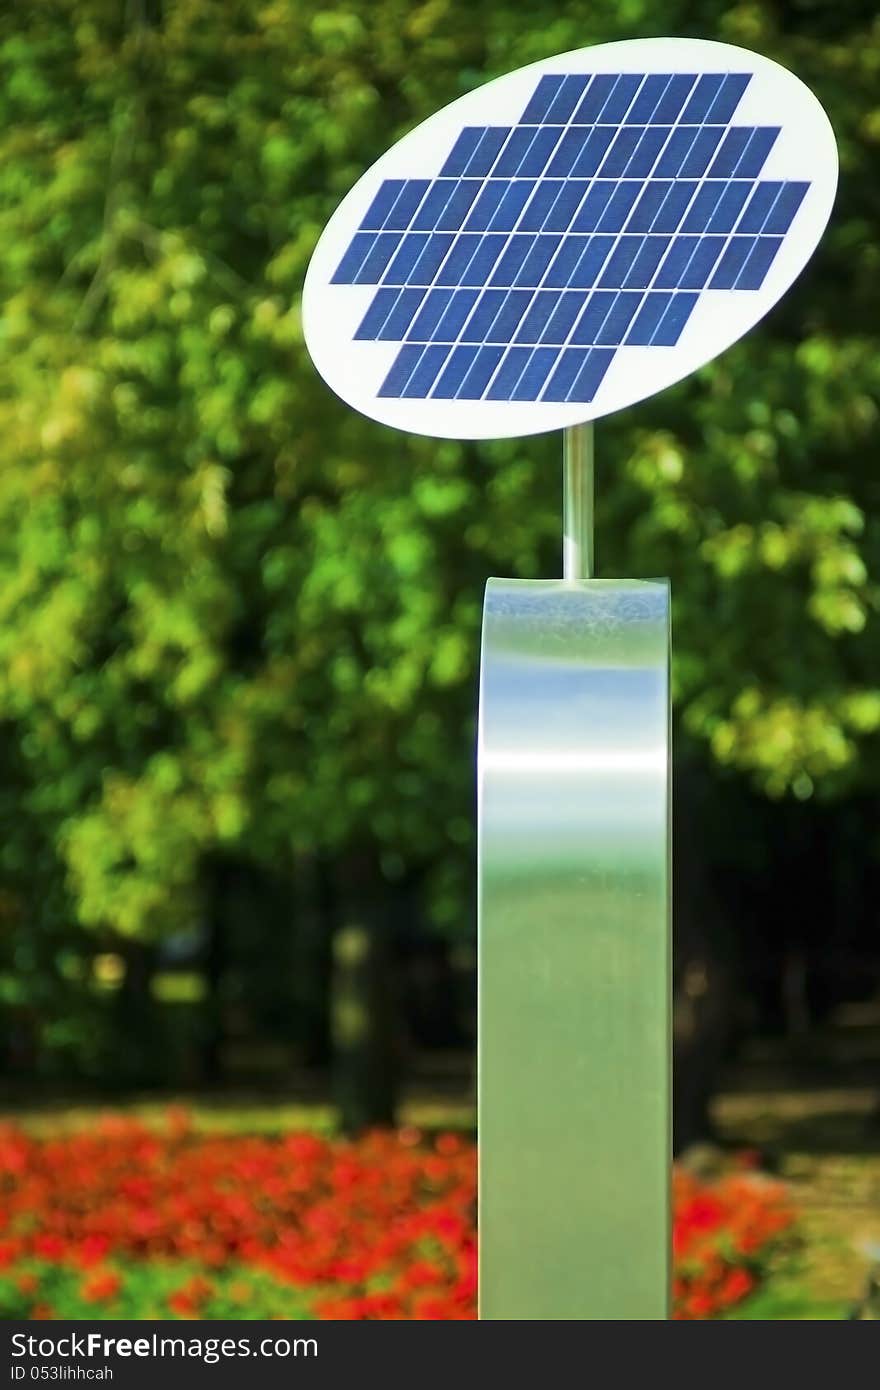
[478,576,671,1318]
[563,423,594,581]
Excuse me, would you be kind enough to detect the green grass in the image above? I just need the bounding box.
[0,1260,316,1321]
[725,1283,848,1319]
[0,1095,475,1138]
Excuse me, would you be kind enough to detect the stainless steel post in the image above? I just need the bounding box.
[477,567,671,1318]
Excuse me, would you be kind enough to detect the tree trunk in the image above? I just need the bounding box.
[331,855,399,1133]
[114,939,156,1087]
[201,857,229,1086]
[296,853,334,1070]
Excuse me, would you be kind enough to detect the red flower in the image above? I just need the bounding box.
[81,1269,122,1303]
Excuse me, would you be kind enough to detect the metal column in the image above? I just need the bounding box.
[477,548,671,1316]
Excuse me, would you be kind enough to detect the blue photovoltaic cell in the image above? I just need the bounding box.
[462,289,508,342]
[480,183,524,231]
[403,344,451,398]
[407,287,454,340]
[678,126,725,177]
[488,183,534,231]
[515,291,564,343]
[544,237,589,287]
[623,236,671,288]
[599,128,643,176]
[626,74,671,124]
[765,182,808,233]
[625,127,672,177]
[707,127,752,177]
[440,130,483,176]
[541,291,588,342]
[379,287,427,339]
[705,182,750,232]
[458,345,505,398]
[571,182,615,232]
[626,181,673,231]
[737,182,783,233]
[433,288,480,340]
[706,73,751,123]
[384,233,429,284]
[598,240,643,288]
[572,73,618,123]
[652,74,697,123]
[596,291,643,344]
[654,126,699,177]
[489,291,534,342]
[383,181,430,230]
[736,236,783,289]
[569,237,615,288]
[602,74,644,123]
[544,181,590,231]
[515,236,561,287]
[570,127,617,177]
[463,181,509,231]
[518,127,565,177]
[460,236,507,286]
[568,349,614,401]
[545,75,591,123]
[378,344,423,396]
[521,74,565,123]
[543,347,591,400]
[433,344,480,398]
[652,181,698,233]
[486,346,532,399]
[709,237,754,289]
[436,182,481,231]
[511,347,559,401]
[360,181,406,231]
[493,128,538,176]
[464,128,510,176]
[596,183,642,232]
[435,235,480,285]
[679,183,726,232]
[655,236,698,289]
[354,233,402,283]
[626,292,673,345]
[571,293,616,345]
[488,239,532,285]
[736,128,779,176]
[332,66,811,403]
[354,288,399,339]
[677,236,725,289]
[411,183,457,231]
[653,292,698,345]
[679,73,726,123]
[406,234,454,285]
[520,181,566,231]
[547,129,593,177]
[331,231,374,283]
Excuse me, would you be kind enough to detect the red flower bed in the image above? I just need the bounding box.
[0,1116,795,1319]
[672,1164,795,1319]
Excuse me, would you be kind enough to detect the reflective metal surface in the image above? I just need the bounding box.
[478,577,671,1320]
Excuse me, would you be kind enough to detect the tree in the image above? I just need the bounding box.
[0,1,877,1123]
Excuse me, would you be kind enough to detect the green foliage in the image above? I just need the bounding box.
[0,0,877,982]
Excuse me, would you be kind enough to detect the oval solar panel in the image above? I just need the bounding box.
[303,37,837,440]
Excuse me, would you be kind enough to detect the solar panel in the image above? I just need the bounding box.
[329,72,808,406]
[303,41,837,438]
